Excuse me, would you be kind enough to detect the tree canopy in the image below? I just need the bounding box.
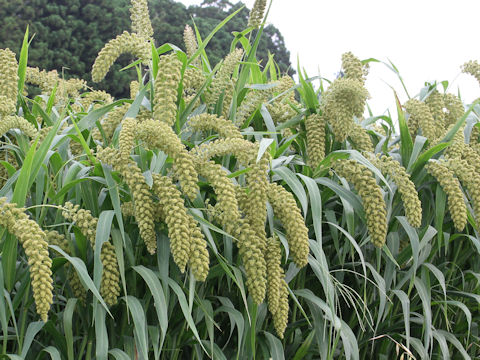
[0,0,292,98]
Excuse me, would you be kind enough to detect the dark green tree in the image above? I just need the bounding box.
[0,0,133,98]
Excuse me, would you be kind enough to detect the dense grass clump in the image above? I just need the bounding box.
[1,1,480,359]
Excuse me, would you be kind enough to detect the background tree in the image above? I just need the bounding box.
[0,0,132,98]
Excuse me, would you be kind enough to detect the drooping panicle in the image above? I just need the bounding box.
[187,214,210,282]
[195,159,240,225]
[152,174,194,273]
[62,202,121,305]
[404,99,437,141]
[136,119,199,199]
[99,241,121,306]
[265,236,288,338]
[248,0,267,29]
[445,158,480,227]
[188,113,242,139]
[92,31,151,83]
[118,117,137,161]
[462,60,480,86]
[368,154,422,227]
[443,93,465,127]
[128,81,139,100]
[0,48,19,115]
[236,219,267,304]
[62,202,98,246]
[0,198,53,322]
[191,138,255,163]
[322,77,369,142]
[184,25,199,60]
[348,122,374,153]
[129,0,154,39]
[333,159,387,247]
[341,51,365,84]
[153,54,182,126]
[273,279,289,338]
[444,124,465,160]
[150,173,209,280]
[426,160,467,231]
[0,115,38,138]
[78,90,114,111]
[266,183,310,267]
[425,90,446,131]
[96,147,157,254]
[205,48,243,106]
[305,113,326,168]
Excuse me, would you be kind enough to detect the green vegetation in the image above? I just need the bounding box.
[0,0,291,98]
[1,0,480,358]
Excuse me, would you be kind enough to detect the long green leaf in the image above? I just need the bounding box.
[166,278,207,354]
[49,245,111,314]
[63,298,77,360]
[133,266,168,352]
[20,321,44,358]
[188,6,245,64]
[263,331,284,360]
[125,296,148,360]
[17,26,29,96]
[95,306,108,360]
[41,346,62,360]
[274,166,308,217]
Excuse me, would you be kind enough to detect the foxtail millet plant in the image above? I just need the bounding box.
[0,198,53,322]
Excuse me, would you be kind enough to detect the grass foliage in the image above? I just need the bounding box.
[1,1,480,359]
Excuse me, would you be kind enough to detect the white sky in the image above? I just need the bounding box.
[178,0,480,115]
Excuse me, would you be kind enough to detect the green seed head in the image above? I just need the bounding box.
[92,31,151,83]
[322,78,369,142]
[341,51,365,84]
[183,25,199,60]
[462,60,480,86]
[404,98,438,141]
[265,236,283,324]
[206,48,243,106]
[369,154,422,228]
[0,115,38,138]
[100,241,121,306]
[188,113,242,139]
[445,158,480,227]
[443,93,465,127]
[0,48,18,115]
[333,159,387,247]
[0,198,53,322]
[153,54,182,125]
[425,90,446,132]
[305,113,326,168]
[137,119,199,199]
[130,0,154,39]
[426,160,467,231]
[248,0,267,29]
[119,117,137,161]
[152,174,193,273]
[348,122,374,153]
[267,183,310,267]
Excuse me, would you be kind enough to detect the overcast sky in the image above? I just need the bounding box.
[178,0,480,115]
